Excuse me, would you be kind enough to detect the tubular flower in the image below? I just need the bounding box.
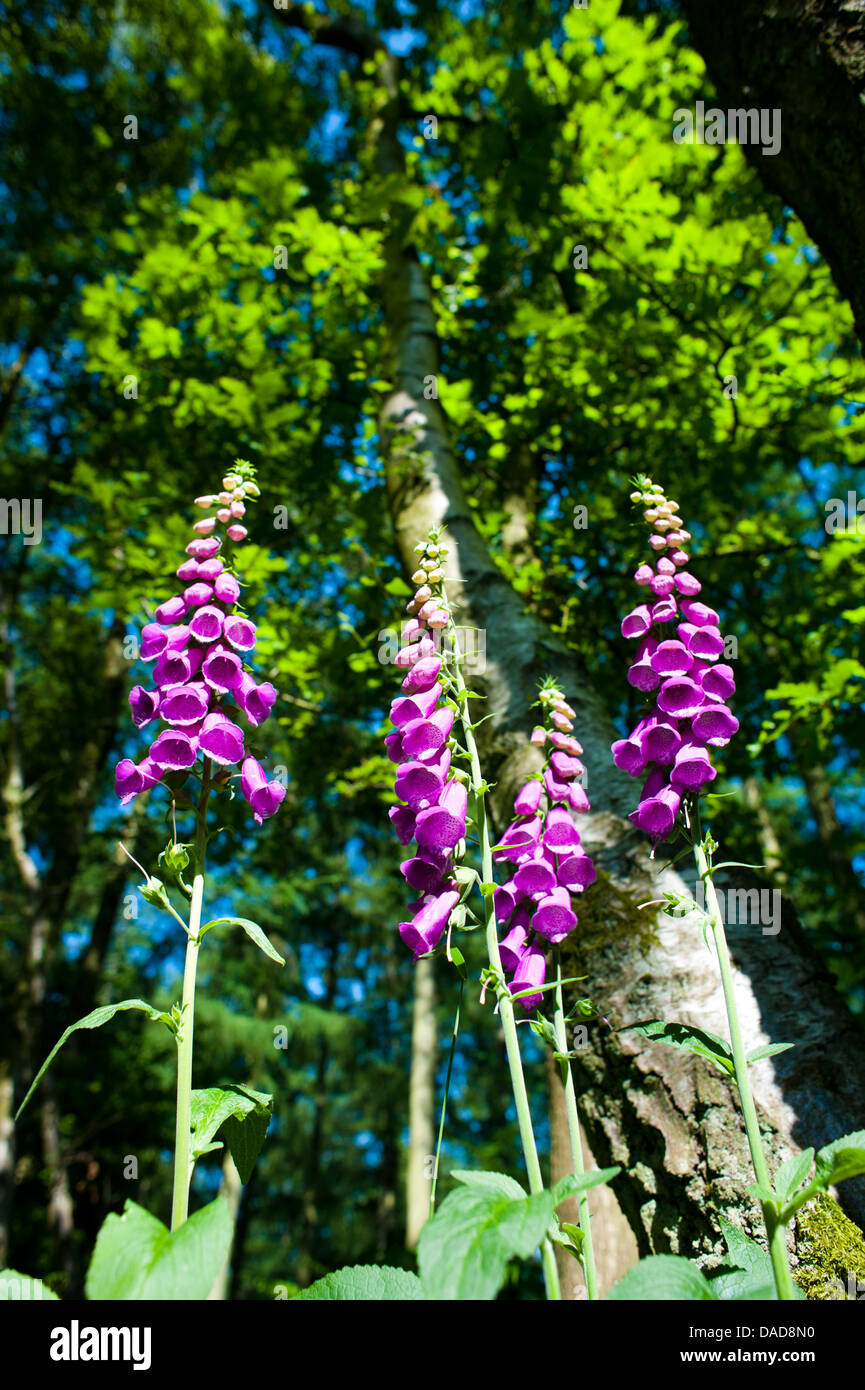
[496,681,596,1010]
[614,477,739,842]
[390,532,466,961]
[113,462,283,824]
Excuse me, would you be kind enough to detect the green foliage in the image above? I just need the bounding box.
[607,1255,716,1301]
[418,1171,554,1300]
[190,1085,273,1182]
[85,1199,232,1300]
[293,1266,424,1301]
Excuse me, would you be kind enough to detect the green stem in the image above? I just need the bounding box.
[692,809,795,1301]
[446,618,561,1301]
[553,959,598,1299]
[429,977,462,1220]
[170,761,211,1231]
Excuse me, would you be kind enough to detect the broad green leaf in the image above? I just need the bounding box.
[449,1169,526,1202]
[86,1199,232,1300]
[15,1000,174,1120]
[0,1269,59,1301]
[607,1255,716,1301]
[418,1178,553,1300]
[551,1168,620,1206]
[623,1020,734,1076]
[293,1265,424,1300]
[200,915,285,965]
[814,1131,865,1189]
[190,1084,273,1180]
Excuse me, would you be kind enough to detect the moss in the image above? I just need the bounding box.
[567,868,661,960]
[794,1192,865,1300]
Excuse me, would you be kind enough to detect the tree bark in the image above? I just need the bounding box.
[680,0,865,347]
[405,956,436,1249]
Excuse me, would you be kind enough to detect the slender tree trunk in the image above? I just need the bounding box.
[405,956,436,1249]
[796,756,865,942]
[744,776,786,886]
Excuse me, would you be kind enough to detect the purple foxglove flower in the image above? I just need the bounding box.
[202,645,243,693]
[189,605,224,643]
[115,758,144,805]
[543,806,581,856]
[399,888,460,960]
[557,851,596,891]
[198,711,245,766]
[159,681,211,727]
[670,740,717,791]
[150,728,197,771]
[155,595,187,624]
[140,623,169,661]
[213,571,240,604]
[550,732,583,755]
[499,920,529,972]
[186,537,221,559]
[531,887,577,943]
[649,573,676,598]
[390,684,442,729]
[389,805,416,845]
[514,780,543,816]
[153,648,196,688]
[673,571,702,596]
[569,782,590,814]
[550,751,584,781]
[395,759,447,810]
[385,730,404,763]
[651,596,678,624]
[176,558,201,582]
[628,637,661,692]
[495,815,542,861]
[612,733,648,776]
[621,604,653,640]
[183,581,214,607]
[223,614,256,652]
[513,856,557,899]
[543,767,571,804]
[240,755,285,824]
[698,663,736,702]
[400,656,442,693]
[629,777,681,841]
[197,556,224,582]
[656,675,704,719]
[656,556,676,576]
[395,635,436,668]
[633,563,654,585]
[227,523,248,541]
[165,624,192,651]
[401,705,454,761]
[494,882,520,925]
[642,716,682,765]
[680,599,719,628]
[400,855,450,894]
[681,623,725,660]
[650,640,694,677]
[129,685,160,728]
[691,704,739,746]
[510,942,547,1011]
[414,778,468,853]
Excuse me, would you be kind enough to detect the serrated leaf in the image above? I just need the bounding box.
[293,1265,424,1300]
[774,1150,814,1203]
[623,1020,734,1076]
[0,1269,59,1301]
[814,1130,865,1189]
[419,1175,553,1300]
[86,1198,232,1300]
[190,1084,273,1181]
[200,916,285,965]
[15,1000,174,1120]
[607,1254,716,1301]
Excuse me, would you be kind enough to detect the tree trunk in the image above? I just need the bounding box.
[680,0,865,348]
[405,956,436,1249]
[796,756,865,943]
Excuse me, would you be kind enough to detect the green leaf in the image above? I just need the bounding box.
[0,1269,59,1301]
[15,999,174,1120]
[622,1020,734,1076]
[85,1198,232,1300]
[294,1265,424,1300]
[200,915,285,965]
[190,1084,273,1180]
[814,1130,865,1189]
[418,1171,554,1300]
[551,1168,620,1206]
[747,1042,794,1065]
[607,1255,716,1301]
[774,1150,814,1203]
